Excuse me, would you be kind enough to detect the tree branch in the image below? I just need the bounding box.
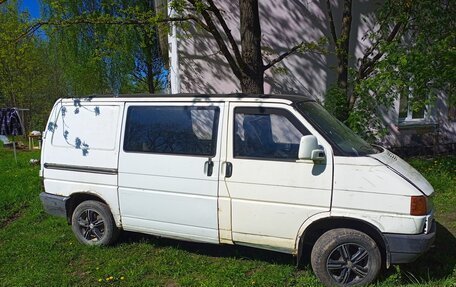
[350,20,406,110]
[358,22,403,79]
[131,71,147,84]
[16,15,204,42]
[205,0,244,70]
[357,2,413,81]
[325,0,338,45]
[187,0,242,79]
[263,42,304,71]
[359,18,400,70]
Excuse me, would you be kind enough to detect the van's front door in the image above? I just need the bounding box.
[223,102,333,252]
[118,102,224,243]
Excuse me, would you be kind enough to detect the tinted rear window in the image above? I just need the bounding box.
[124,106,220,156]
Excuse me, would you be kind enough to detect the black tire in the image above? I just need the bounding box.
[311,228,381,286]
[71,200,120,246]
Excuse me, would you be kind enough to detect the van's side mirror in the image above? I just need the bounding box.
[298,135,325,161]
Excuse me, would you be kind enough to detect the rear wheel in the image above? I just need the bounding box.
[71,200,119,246]
[311,228,381,286]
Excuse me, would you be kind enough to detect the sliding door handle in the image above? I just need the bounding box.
[204,158,214,176]
[225,162,233,178]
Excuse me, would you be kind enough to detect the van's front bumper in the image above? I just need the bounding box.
[39,192,69,218]
[385,221,436,264]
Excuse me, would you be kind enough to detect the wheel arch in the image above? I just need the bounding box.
[297,216,391,268]
[65,192,109,224]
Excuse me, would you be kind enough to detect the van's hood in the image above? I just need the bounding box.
[369,149,434,196]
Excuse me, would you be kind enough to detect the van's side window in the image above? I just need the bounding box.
[234,107,309,160]
[124,106,219,156]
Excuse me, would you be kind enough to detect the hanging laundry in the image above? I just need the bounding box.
[0,108,24,136]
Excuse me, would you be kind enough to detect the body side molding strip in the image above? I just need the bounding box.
[44,163,118,175]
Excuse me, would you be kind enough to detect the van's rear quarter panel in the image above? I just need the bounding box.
[42,100,124,225]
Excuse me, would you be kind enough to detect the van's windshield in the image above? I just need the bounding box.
[296,101,380,156]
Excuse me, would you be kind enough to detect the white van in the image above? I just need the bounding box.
[39,94,435,286]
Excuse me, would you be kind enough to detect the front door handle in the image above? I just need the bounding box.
[205,158,214,176]
[225,162,233,178]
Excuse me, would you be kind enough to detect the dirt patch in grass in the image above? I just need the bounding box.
[0,206,26,228]
[245,267,258,277]
[164,280,180,287]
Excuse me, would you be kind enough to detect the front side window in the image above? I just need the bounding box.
[234,107,309,160]
[124,106,219,156]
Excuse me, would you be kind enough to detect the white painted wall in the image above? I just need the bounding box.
[170,1,381,97]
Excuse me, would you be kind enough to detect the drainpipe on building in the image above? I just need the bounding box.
[168,3,181,94]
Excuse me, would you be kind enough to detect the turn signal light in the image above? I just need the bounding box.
[410,196,427,216]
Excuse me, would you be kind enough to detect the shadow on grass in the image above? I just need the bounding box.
[374,220,456,284]
[398,221,456,283]
[117,231,295,266]
[117,221,455,284]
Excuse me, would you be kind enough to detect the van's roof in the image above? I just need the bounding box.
[59,93,317,104]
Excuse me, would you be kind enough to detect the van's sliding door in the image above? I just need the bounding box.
[118,102,224,243]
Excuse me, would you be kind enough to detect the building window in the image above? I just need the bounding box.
[124,106,219,156]
[399,94,427,122]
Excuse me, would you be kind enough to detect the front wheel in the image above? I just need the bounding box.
[311,228,381,286]
[71,200,119,246]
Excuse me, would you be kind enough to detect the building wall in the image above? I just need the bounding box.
[173,0,382,98]
[169,0,456,152]
[386,92,456,155]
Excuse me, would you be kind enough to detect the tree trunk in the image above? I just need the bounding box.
[143,29,156,93]
[337,0,352,91]
[239,0,264,94]
[145,57,155,93]
[240,74,263,94]
[336,0,352,121]
[144,0,157,93]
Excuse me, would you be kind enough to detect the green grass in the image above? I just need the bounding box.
[0,148,454,286]
[0,147,41,227]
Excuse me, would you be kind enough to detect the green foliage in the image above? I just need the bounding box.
[324,85,348,122]
[41,0,166,95]
[297,37,328,55]
[346,97,392,142]
[324,84,391,143]
[350,0,455,138]
[0,1,55,130]
[348,64,398,141]
[324,0,455,140]
[0,0,168,131]
[169,0,187,15]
